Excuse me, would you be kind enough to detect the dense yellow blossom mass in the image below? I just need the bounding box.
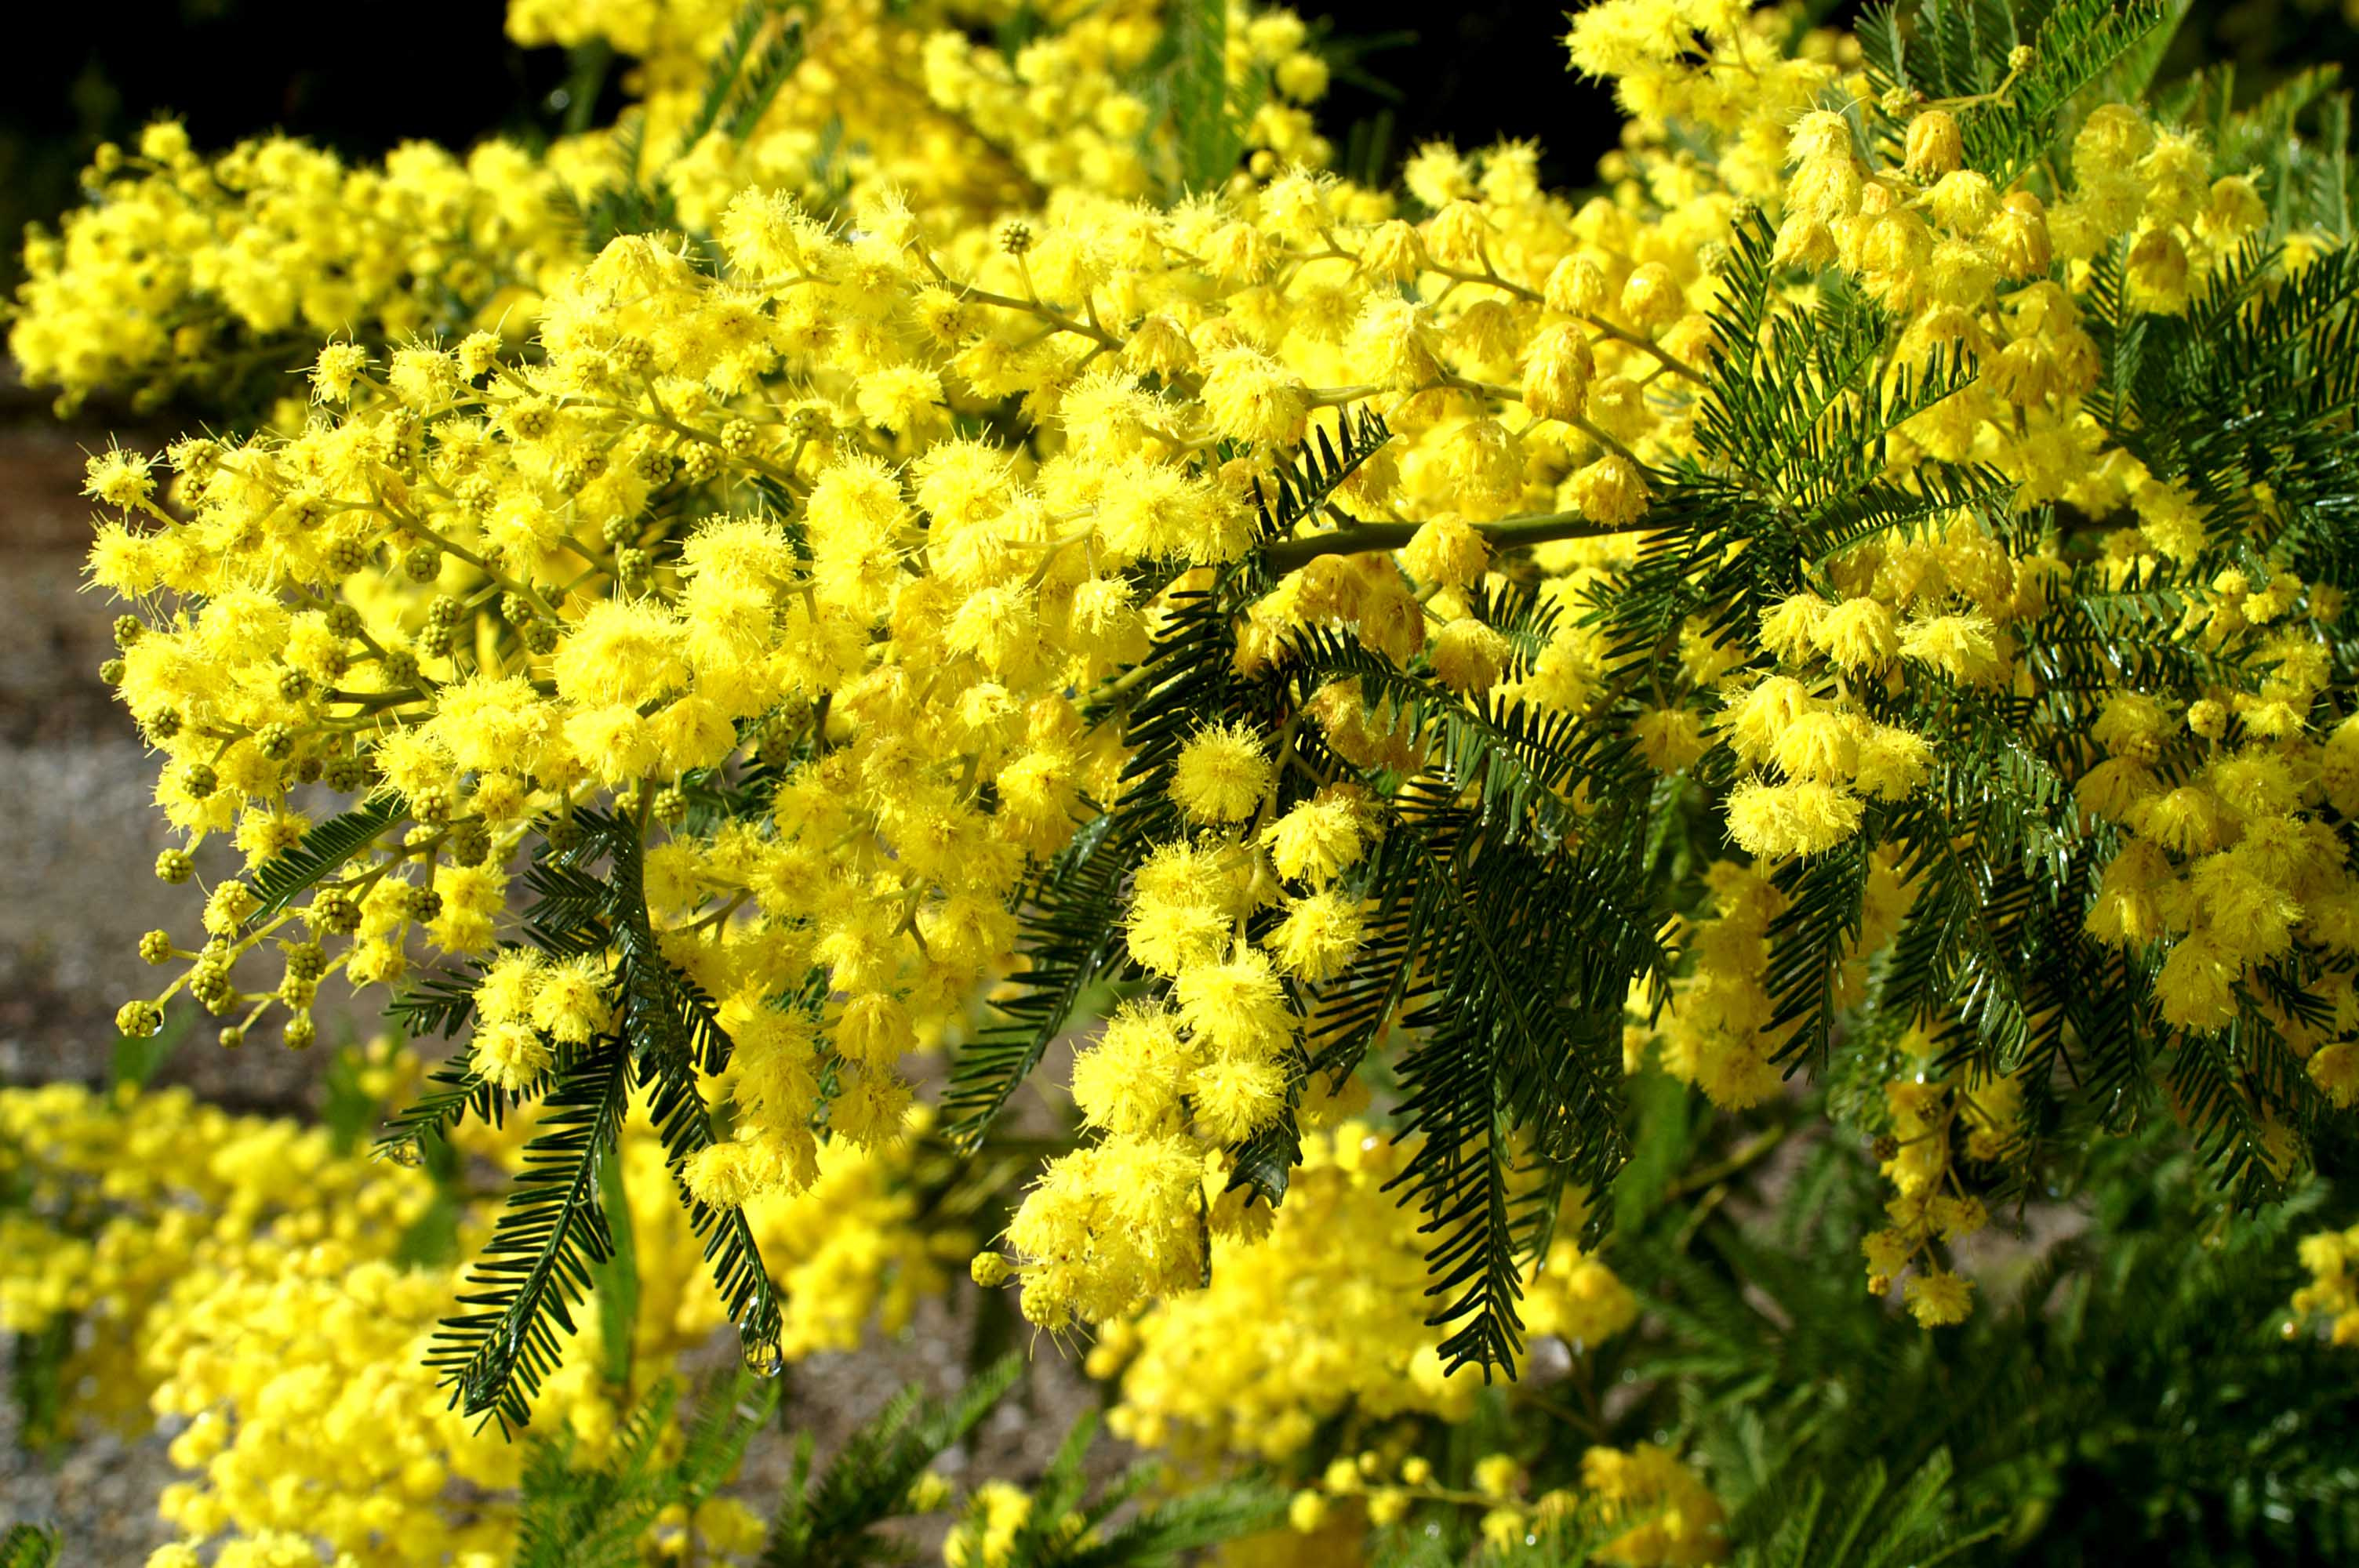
[15,0,2359,1555]
[14,127,570,416]
[43,0,2359,1346]
[1090,1124,1638,1461]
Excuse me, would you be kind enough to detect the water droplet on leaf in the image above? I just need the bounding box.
[742,1333,784,1377]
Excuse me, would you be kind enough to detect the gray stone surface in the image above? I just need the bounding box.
[0,394,365,1109]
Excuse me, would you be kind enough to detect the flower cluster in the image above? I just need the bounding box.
[0,1078,944,1564]
[86,31,1738,1332]
[1289,1440,1723,1566]
[1086,1124,1637,1461]
[31,0,2359,1560]
[2292,1221,2359,1348]
[1856,1028,2022,1325]
[14,1,1334,418]
[56,0,2359,1405]
[0,1080,437,1437]
[145,1236,616,1559]
[639,1104,961,1360]
[13,124,569,413]
[512,0,1332,223]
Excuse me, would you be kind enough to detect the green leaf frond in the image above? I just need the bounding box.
[420,809,780,1428]
[1249,405,1395,558]
[1859,0,2172,183]
[245,790,408,920]
[0,1526,60,1568]
[512,1374,781,1568]
[426,1029,633,1432]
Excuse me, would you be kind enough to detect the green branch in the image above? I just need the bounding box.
[1263,510,1652,575]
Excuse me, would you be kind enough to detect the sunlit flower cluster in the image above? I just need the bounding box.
[13,125,569,413]
[1086,1123,1637,1461]
[1289,1438,1723,1566]
[45,0,2359,1449]
[0,1079,435,1437]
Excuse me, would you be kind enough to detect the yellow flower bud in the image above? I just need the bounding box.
[1428,618,1511,694]
[1171,722,1272,823]
[1401,516,1490,588]
[1619,261,1681,329]
[1358,219,1426,281]
[1903,109,1965,180]
[1987,191,2053,277]
[1543,254,1608,314]
[1571,453,1650,528]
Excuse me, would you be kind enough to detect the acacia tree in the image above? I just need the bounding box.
[12,0,2359,1559]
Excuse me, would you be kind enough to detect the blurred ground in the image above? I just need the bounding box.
[0,1288,1107,1559]
[0,382,165,1079]
[0,376,343,1112]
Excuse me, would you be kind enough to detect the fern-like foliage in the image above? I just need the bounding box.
[246,791,405,920]
[2092,237,2359,583]
[1735,1453,1995,1568]
[1859,0,2172,183]
[1252,405,1395,554]
[417,811,779,1428]
[513,1374,778,1568]
[552,0,806,252]
[1161,0,1259,194]
[374,1024,513,1158]
[1285,626,1598,851]
[683,1,807,146]
[943,566,1251,1148]
[761,1356,1022,1567]
[1582,102,2359,1210]
[0,1526,58,1568]
[2154,64,2356,238]
[1613,210,2006,669]
[1369,1515,1626,1568]
[426,1029,634,1431]
[1606,1106,2359,1567]
[493,1357,1270,1568]
[962,1407,1280,1568]
[1376,781,1655,1372]
[939,393,1671,1377]
[940,808,1135,1150]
